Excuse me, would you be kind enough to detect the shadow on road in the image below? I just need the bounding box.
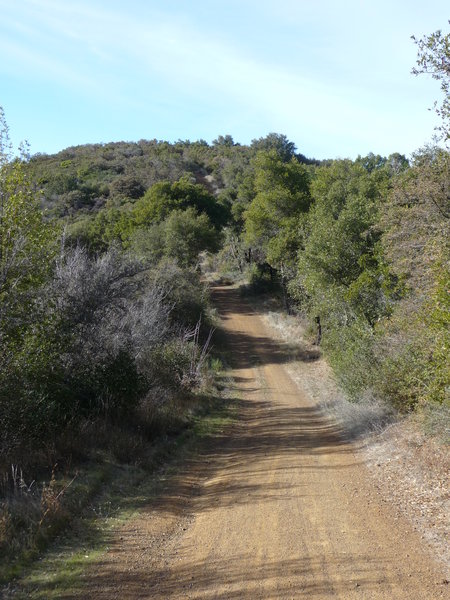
[18,284,388,600]
[212,285,320,368]
[62,552,396,599]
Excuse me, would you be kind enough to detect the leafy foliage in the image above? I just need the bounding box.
[412,23,450,143]
[133,177,229,230]
[130,207,221,267]
[244,150,311,268]
[0,110,221,478]
[0,114,58,346]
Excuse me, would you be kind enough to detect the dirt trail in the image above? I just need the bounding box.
[80,285,448,599]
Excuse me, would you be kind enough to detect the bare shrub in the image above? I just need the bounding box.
[148,259,211,329]
[0,465,74,560]
[0,245,171,466]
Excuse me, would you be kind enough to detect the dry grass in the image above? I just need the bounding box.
[0,465,78,574]
[0,348,225,585]
[260,309,394,439]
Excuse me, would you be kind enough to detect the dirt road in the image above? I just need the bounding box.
[81,285,448,599]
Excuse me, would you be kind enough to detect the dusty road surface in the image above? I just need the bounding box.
[80,285,448,599]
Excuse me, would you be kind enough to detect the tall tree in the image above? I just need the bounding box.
[412,23,450,143]
[250,133,297,162]
[0,108,57,329]
[244,151,311,308]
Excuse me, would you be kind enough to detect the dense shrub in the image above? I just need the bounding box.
[148,260,211,329]
[289,150,449,414]
[129,207,221,267]
[0,241,215,470]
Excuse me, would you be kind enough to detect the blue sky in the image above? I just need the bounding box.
[0,0,448,159]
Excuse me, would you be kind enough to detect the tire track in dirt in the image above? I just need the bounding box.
[76,285,448,599]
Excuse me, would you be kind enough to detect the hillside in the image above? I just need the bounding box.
[29,134,315,219]
[1,115,448,590]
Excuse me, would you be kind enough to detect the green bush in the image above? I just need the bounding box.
[322,318,378,400]
[149,260,211,329]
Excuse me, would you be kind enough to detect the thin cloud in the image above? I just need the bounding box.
[0,0,443,156]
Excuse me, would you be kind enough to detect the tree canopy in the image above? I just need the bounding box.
[412,22,450,142]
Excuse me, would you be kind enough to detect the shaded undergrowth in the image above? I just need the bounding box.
[0,382,237,597]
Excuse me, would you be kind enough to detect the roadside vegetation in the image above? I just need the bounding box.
[0,109,225,581]
[1,24,448,584]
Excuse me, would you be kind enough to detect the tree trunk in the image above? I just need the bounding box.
[280,265,291,315]
[315,316,322,345]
